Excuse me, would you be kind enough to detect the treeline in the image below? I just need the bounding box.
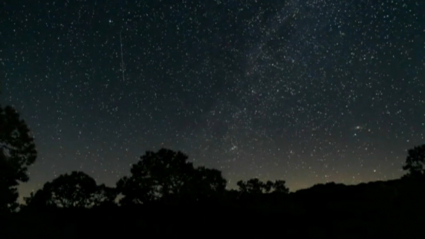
[22,148,291,209]
[1,105,293,211]
[2,105,425,238]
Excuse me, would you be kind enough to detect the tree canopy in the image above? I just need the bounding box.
[237,178,289,194]
[0,105,37,213]
[117,148,227,205]
[403,144,425,178]
[178,166,227,202]
[24,171,117,209]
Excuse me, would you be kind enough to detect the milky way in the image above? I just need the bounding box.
[2,0,424,199]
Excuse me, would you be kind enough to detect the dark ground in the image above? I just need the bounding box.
[2,178,424,239]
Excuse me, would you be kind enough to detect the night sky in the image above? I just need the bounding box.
[2,0,424,200]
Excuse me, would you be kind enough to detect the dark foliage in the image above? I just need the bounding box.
[2,178,425,239]
[1,135,425,238]
[0,105,37,213]
[24,171,117,209]
[402,144,425,178]
[117,148,227,205]
[237,178,289,194]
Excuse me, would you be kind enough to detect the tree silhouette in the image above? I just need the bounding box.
[237,178,269,194]
[0,105,37,213]
[117,148,227,205]
[402,144,425,178]
[24,171,116,208]
[237,178,289,194]
[180,166,227,202]
[272,180,290,194]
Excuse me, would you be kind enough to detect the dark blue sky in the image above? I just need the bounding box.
[2,0,424,200]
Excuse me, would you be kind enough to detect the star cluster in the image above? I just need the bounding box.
[2,0,424,198]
